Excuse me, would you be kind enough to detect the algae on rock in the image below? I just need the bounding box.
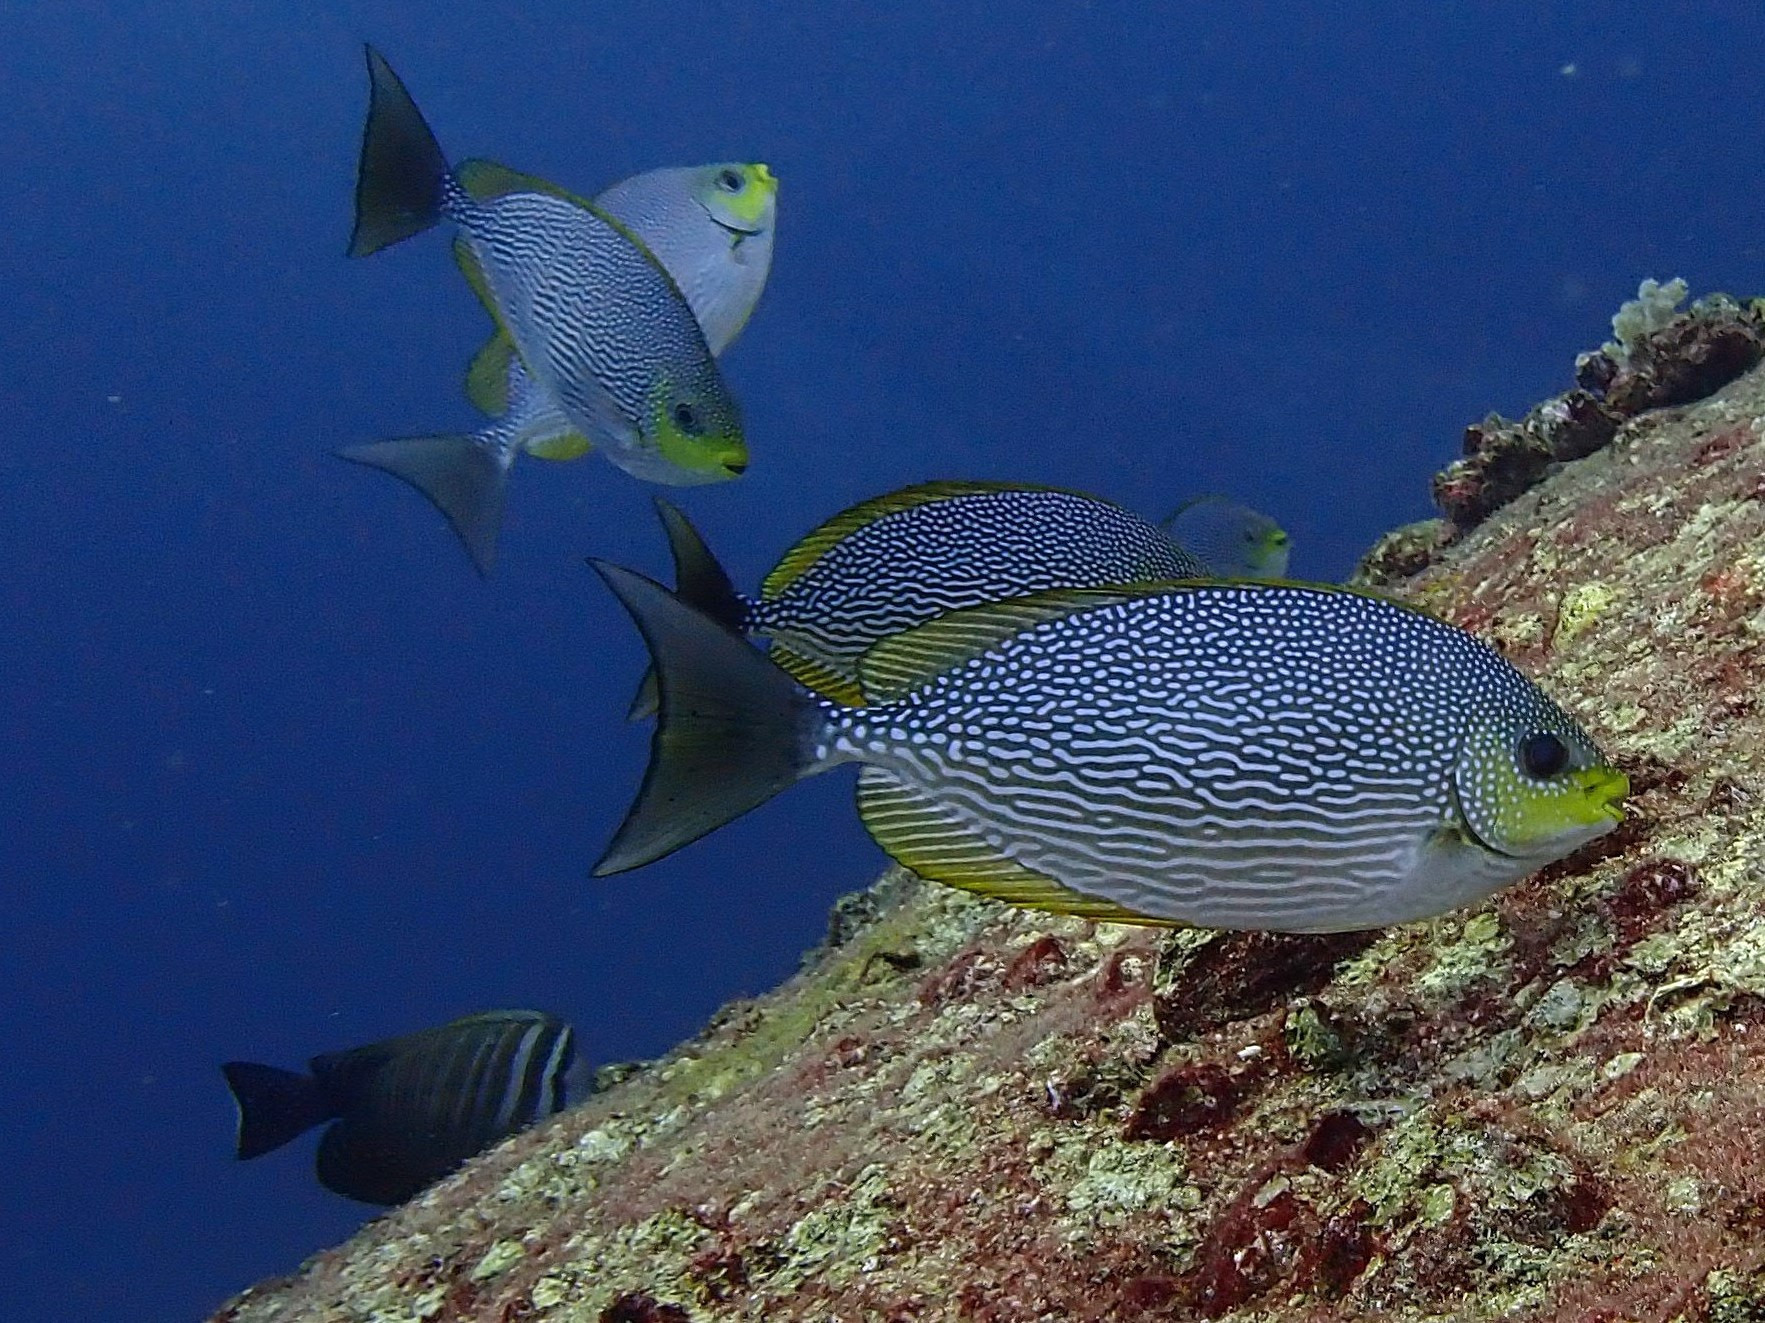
[215,300,1765,1323]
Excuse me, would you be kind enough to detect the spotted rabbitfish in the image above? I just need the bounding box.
[593,565,1627,933]
[343,48,747,569]
[341,158,777,575]
[631,481,1210,716]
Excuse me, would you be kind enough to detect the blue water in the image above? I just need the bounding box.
[5,3,1763,1318]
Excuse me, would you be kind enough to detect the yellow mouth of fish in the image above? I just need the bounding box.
[1455,765,1629,859]
[703,163,776,235]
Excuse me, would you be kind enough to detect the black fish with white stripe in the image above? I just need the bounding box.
[222,1009,585,1205]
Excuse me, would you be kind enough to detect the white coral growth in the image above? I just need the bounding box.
[1603,277,1689,365]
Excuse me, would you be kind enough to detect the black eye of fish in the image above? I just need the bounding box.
[717,169,743,192]
[1518,731,1570,778]
[672,401,701,434]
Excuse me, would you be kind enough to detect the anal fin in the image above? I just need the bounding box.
[338,434,509,576]
[771,645,867,707]
[856,768,1179,926]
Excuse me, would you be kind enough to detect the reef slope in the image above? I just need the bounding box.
[215,300,1765,1322]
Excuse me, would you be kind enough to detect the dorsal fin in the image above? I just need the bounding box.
[760,481,1091,599]
[464,330,516,415]
[455,158,597,209]
[452,234,514,333]
[856,769,1182,927]
[857,584,1163,702]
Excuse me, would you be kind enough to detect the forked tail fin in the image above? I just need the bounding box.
[221,1061,332,1160]
[591,561,823,874]
[338,434,511,576]
[349,46,451,258]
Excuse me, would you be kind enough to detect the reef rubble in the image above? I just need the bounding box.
[215,291,1765,1322]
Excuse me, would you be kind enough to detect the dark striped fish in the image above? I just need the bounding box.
[347,47,746,494]
[222,1010,584,1205]
[593,565,1628,933]
[633,482,1211,715]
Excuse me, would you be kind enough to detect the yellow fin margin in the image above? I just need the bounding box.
[857,769,1179,926]
[455,158,597,210]
[760,480,1093,600]
[770,645,867,707]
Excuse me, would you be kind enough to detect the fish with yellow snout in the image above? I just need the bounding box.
[341,47,755,573]
[1160,494,1292,579]
[592,563,1627,934]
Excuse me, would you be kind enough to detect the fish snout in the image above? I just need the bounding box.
[1581,766,1631,825]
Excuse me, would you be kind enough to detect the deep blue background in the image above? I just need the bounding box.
[5,3,1763,1318]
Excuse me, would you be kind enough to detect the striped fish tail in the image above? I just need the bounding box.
[626,500,751,721]
[348,46,452,258]
[591,561,823,874]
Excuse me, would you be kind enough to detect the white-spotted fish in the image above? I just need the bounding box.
[1162,495,1291,579]
[593,565,1627,934]
[630,482,1211,717]
[222,1010,585,1206]
[340,47,747,571]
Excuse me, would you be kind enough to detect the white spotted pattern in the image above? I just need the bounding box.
[818,583,1614,932]
[754,489,1207,675]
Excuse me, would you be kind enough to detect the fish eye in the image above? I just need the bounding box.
[716,168,744,192]
[671,401,701,434]
[1518,731,1570,779]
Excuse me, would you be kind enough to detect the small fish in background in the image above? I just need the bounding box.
[595,161,778,356]
[340,47,750,572]
[593,564,1628,934]
[1161,494,1291,579]
[628,481,1210,717]
[222,1009,585,1206]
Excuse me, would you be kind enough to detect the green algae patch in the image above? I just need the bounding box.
[1283,1001,1348,1070]
[1054,1131,1202,1235]
[1415,910,1510,1002]
[774,1163,898,1291]
[1555,580,1617,647]
[467,1238,525,1282]
[639,876,983,1110]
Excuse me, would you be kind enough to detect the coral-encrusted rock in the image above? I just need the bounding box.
[1417,291,1765,559]
[1432,390,1623,533]
[1583,293,1765,417]
[214,341,1765,1322]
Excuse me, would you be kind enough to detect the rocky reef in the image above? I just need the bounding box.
[215,290,1765,1322]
